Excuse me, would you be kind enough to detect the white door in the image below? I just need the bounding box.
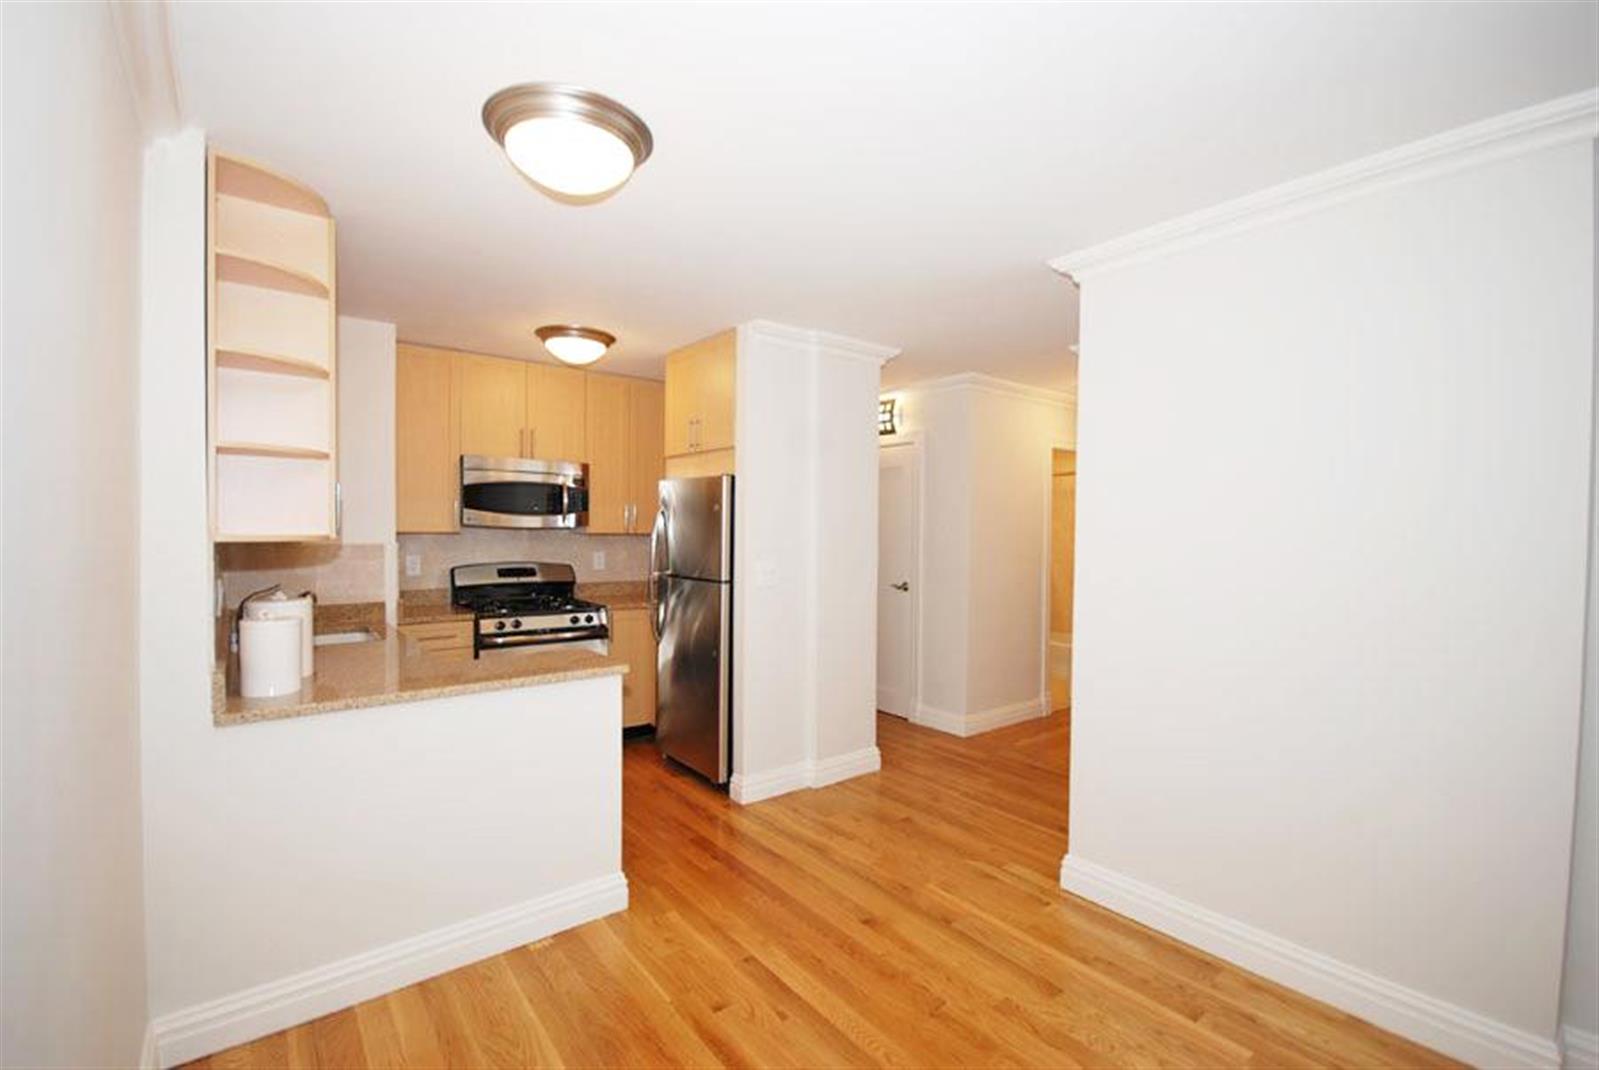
[877,444,918,717]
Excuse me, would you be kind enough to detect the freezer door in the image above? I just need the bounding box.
[655,575,730,783]
[661,475,733,582]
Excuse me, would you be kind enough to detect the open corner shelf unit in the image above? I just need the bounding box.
[208,148,339,544]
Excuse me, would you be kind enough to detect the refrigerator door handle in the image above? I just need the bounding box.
[648,506,668,641]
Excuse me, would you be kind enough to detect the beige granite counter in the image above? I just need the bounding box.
[397,589,475,625]
[218,628,626,727]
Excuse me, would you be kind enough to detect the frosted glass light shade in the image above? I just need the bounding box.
[503,117,637,197]
[536,325,615,366]
[483,83,653,202]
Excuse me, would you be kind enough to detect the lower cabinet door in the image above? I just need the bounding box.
[611,608,657,728]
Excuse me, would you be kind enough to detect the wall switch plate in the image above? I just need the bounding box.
[592,550,606,571]
[404,554,422,578]
[755,561,778,589]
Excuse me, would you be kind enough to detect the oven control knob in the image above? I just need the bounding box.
[511,619,522,629]
[494,621,506,632]
[569,615,580,625]
[585,614,595,624]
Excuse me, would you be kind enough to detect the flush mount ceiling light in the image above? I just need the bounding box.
[483,83,653,199]
[536,325,616,366]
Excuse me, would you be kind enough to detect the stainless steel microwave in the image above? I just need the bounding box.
[460,456,589,529]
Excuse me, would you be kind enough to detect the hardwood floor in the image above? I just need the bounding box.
[190,711,1457,1068]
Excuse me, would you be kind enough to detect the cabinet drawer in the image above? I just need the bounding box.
[398,621,473,649]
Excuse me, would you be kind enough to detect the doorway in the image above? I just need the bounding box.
[877,441,920,717]
[1049,449,1076,712]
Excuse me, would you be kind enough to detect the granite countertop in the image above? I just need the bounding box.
[398,582,652,622]
[217,630,627,727]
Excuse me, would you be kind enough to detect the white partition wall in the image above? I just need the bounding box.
[1053,94,1597,1067]
[730,321,898,802]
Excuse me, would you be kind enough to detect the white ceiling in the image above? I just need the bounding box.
[170,2,1597,390]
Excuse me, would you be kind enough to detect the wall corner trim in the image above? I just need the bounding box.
[729,746,882,804]
[140,1023,160,1070]
[739,320,901,365]
[1058,854,1563,1069]
[148,873,628,1067]
[1048,89,1599,283]
[1562,1025,1599,1069]
[109,0,185,137]
[913,372,1075,408]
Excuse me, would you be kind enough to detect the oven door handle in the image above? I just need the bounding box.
[477,628,607,649]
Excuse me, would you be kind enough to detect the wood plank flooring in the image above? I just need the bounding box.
[190,711,1457,1068]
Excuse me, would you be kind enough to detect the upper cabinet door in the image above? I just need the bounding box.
[664,347,695,456]
[664,329,735,455]
[628,379,665,524]
[527,364,587,463]
[395,344,460,533]
[696,334,735,453]
[584,374,631,534]
[457,354,526,459]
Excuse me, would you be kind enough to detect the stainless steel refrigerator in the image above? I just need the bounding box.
[649,475,733,784]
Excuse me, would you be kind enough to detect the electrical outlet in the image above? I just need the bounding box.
[404,554,422,578]
[592,550,607,571]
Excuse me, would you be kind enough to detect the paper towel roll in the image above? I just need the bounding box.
[245,592,315,677]
[240,617,303,697]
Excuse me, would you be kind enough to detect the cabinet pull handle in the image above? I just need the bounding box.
[519,428,526,457]
[529,427,536,457]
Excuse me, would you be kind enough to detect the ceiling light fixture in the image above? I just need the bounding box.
[536,325,616,366]
[483,83,653,199]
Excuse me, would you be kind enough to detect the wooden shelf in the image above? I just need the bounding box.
[216,249,330,298]
[215,532,337,544]
[213,152,330,218]
[216,347,330,379]
[215,441,331,460]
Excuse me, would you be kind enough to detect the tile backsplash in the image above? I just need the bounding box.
[397,530,649,590]
[218,541,389,608]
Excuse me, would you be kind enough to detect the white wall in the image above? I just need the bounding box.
[2,5,151,1066]
[1561,161,1599,1057]
[884,376,1074,735]
[731,321,895,801]
[137,132,626,1067]
[336,315,398,619]
[1057,102,1595,1067]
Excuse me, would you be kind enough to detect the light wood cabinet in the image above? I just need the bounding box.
[394,344,662,535]
[628,379,665,528]
[395,345,460,533]
[208,149,339,542]
[456,353,589,463]
[457,354,526,459]
[398,620,473,659]
[664,330,735,467]
[584,376,666,534]
[610,608,658,728]
[585,374,631,533]
[527,364,588,462]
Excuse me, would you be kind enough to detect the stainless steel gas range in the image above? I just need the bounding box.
[449,562,609,659]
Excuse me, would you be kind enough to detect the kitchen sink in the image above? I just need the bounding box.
[313,629,380,646]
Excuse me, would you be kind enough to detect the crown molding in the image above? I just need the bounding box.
[908,371,1074,406]
[1049,89,1599,283]
[739,320,900,365]
[109,0,184,138]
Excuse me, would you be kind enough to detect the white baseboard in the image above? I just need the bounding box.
[1059,855,1561,1069]
[730,745,881,804]
[1564,1025,1599,1069]
[913,696,1046,738]
[150,872,628,1067]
